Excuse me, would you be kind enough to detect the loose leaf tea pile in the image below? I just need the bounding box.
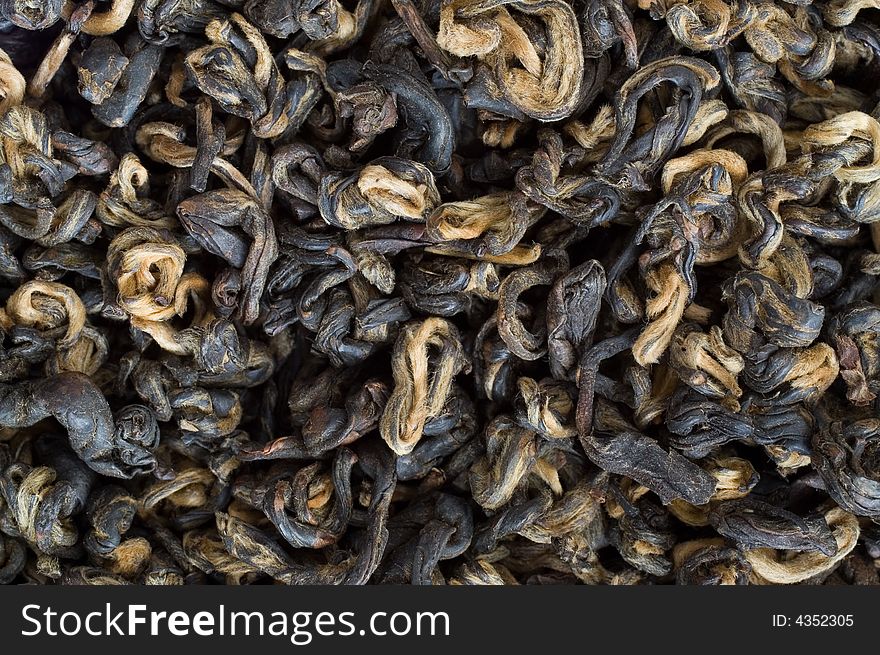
[0,0,880,587]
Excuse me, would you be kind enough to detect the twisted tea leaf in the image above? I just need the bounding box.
[0,373,158,478]
[585,400,717,505]
[708,498,838,555]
